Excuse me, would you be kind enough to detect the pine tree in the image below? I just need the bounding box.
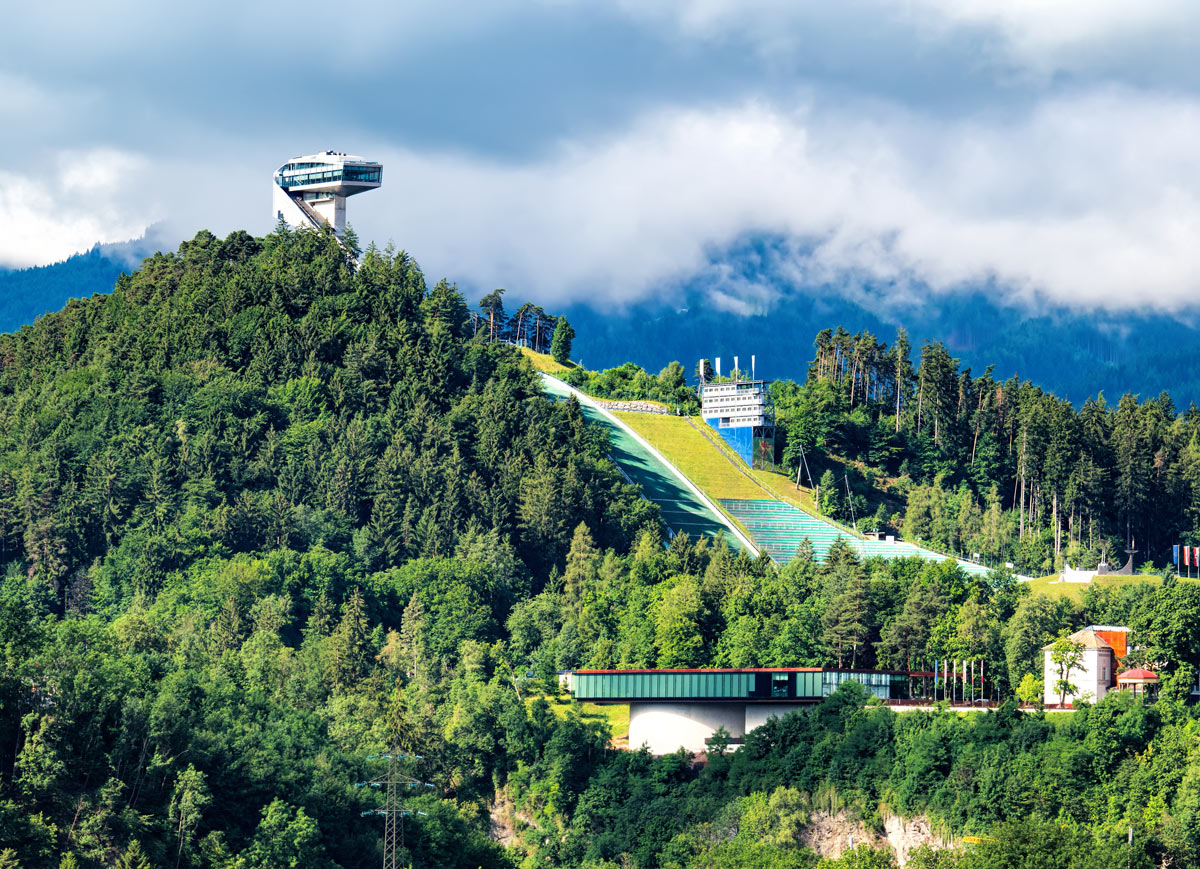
[115,840,151,869]
[817,469,841,518]
[562,522,599,611]
[398,591,427,678]
[550,317,575,365]
[329,587,371,689]
[822,573,869,668]
[478,288,506,341]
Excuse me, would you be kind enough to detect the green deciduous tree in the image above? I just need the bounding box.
[1049,635,1085,707]
[654,576,706,668]
[169,765,210,869]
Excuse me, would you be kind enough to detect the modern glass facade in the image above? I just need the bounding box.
[574,669,907,702]
[342,165,383,183]
[820,670,894,699]
[574,671,757,701]
[276,165,382,189]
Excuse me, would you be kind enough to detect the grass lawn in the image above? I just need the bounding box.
[520,346,576,375]
[750,468,818,513]
[1025,571,1160,602]
[611,412,765,502]
[528,694,630,748]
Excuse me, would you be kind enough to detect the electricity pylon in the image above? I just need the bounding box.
[358,751,435,869]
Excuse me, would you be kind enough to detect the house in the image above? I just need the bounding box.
[1042,626,1128,707]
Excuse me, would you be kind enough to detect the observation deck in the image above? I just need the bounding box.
[272,150,382,235]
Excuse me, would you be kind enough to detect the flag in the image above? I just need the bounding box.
[1174,544,1181,566]
[1186,546,1191,568]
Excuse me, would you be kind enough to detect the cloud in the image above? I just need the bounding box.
[910,0,1193,60]
[4,1,1200,320]
[338,87,1200,314]
[7,86,1200,319]
[595,0,1200,84]
[0,149,155,268]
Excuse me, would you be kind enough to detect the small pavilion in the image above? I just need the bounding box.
[1116,668,1159,699]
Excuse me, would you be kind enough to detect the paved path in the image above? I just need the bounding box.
[540,374,757,555]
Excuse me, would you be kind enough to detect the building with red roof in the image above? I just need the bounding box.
[1116,667,1158,699]
[1042,626,1129,707]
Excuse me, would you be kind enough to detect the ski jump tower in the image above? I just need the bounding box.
[699,355,775,470]
[272,150,382,235]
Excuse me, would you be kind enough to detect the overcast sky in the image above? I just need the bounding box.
[3,0,1200,313]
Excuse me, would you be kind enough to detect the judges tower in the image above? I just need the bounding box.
[699,355,775,470]
[272,151,382,234]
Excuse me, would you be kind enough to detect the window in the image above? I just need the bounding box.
[772,673,789,698]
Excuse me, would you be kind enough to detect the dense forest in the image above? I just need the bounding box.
[4,226,1200,867]
[763,327,1200,576]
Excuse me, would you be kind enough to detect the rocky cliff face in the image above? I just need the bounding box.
[799,810,953,866]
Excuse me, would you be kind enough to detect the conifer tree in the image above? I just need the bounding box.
[115,841,151,869]
[550,317,575,365]
[329,587,371,689]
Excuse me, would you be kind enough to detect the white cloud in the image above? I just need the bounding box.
[10,88,1200,318]
[339,87,1200,313]
[910,0,1191,58]
[0,149,154,267]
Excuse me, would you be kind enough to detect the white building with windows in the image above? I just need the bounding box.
[699,380,768,428]
[1042,626,1128,707]
[698,355,775,469]
[272,151,382,235]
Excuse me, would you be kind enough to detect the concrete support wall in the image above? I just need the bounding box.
[272,186,310,228]
[629,702,746,754]
[744,704,806,731]
[629,702,811,754]
[313,196,347,233]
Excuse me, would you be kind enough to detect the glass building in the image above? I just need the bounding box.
[272,150,383,235]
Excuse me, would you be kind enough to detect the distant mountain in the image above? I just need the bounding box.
[0,230,165,334]
[563,238,1200,406]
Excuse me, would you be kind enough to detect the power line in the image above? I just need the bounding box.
[358,751,435,869]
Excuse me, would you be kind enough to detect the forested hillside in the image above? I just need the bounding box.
[0,226,658,866]
[764,326,1200,577]
[5,226,1200,868]
[0,233,166,337]
[13,231,1200,411]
